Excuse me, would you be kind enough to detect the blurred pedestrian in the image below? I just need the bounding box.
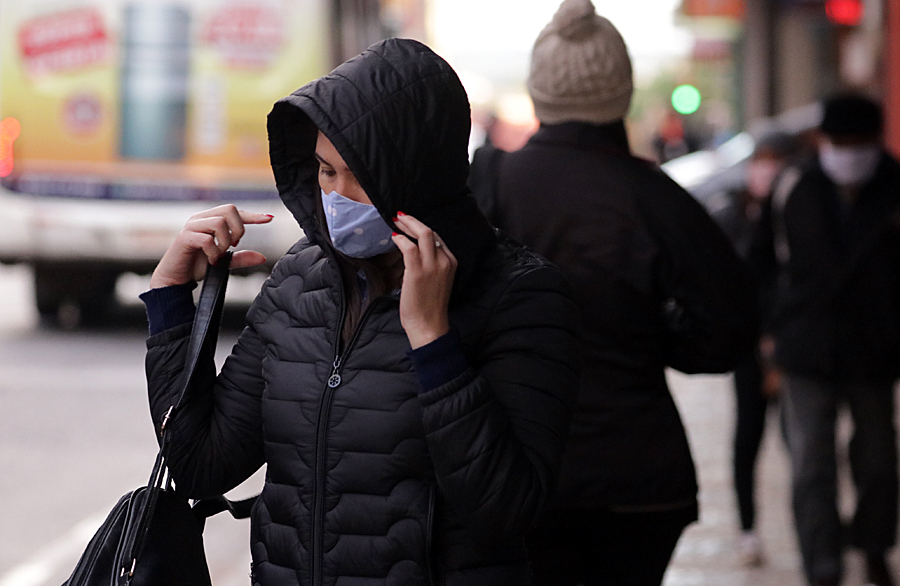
[141,38,580,586]
[706,131,800,566]
[468,1,758,584]
[652,110,699,164]
[750,93,900,586]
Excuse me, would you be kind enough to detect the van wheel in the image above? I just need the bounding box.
[34,264,119,328]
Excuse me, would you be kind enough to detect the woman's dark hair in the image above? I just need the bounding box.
[312,187,402,347]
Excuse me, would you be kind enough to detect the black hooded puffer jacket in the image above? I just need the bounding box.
[145,39,580,586]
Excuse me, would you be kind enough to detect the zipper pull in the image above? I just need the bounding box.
[327,357,342,388]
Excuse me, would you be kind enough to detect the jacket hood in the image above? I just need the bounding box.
[267,38,495,284]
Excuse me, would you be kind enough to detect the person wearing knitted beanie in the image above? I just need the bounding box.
[468,0,759,585]
[527,0,633,126]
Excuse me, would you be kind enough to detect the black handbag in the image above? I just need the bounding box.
[62,252,256,586]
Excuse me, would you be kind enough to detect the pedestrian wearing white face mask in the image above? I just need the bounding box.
[749,93,900,586]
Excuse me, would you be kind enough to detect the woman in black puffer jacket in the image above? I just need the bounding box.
[140,38,580,586]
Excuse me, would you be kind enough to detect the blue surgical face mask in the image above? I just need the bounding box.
[320,189,396,258]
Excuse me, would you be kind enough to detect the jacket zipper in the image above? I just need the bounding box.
[311,294,388,586]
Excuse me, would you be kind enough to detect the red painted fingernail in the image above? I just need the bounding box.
[264,214,274,218]
[397,211,406,217]
[391,231,398,236]
[392,216,399,223]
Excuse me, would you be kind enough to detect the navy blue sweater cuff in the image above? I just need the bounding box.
[139,282,197,336]
[406,328,469,392]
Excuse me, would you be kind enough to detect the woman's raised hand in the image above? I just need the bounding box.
[391,212,458,349]
[149,204,274,288]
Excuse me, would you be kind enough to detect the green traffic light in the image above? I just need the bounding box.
[672,85,702,115]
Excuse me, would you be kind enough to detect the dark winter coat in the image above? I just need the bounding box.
[145,39,580,586]
[751,154,900,385]
[470,121,757,510]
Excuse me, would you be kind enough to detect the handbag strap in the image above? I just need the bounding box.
[191,494,257,529]
[166,250,233,428]
[118,252,234,584]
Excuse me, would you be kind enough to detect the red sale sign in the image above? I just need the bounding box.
[17,7,110,77]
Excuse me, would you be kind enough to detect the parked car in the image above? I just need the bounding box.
[662,102,823,207]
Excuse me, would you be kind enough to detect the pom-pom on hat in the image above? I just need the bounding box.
[527,0,634,125]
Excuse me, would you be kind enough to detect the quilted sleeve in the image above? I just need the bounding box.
[418,262,580,543]
[145,321,267,499]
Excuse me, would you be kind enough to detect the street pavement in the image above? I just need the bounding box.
[665,370,900,586]
[665,370,804,586]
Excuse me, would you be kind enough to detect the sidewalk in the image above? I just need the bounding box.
[664,370,899,586]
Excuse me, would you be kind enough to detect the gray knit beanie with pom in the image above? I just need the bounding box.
[528,0,634,125]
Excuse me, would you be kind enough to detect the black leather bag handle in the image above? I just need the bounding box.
[117,252,234,584]
[177,251,233,418]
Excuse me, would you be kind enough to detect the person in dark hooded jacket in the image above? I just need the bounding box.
[749,93,900,586]
[139,38,580,586]
[469,1,757,584]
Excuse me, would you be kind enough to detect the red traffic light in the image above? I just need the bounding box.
[825,0,864,26]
